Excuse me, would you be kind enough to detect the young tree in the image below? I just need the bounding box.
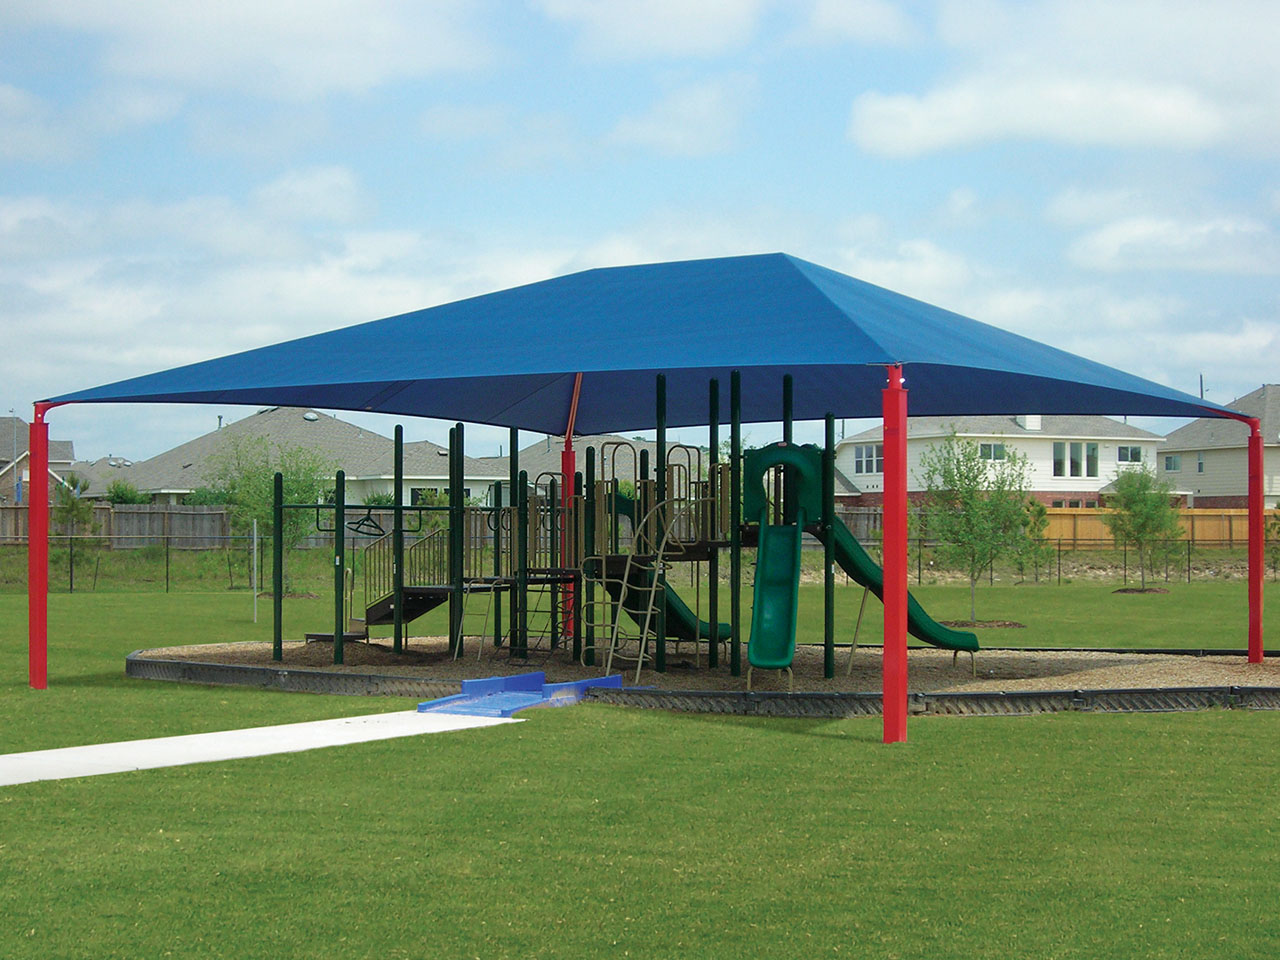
[1101,466,1183,590]
[203,435,336,552]
[915,435,1037,621]
[104,478,151,504]
[1015,497,1055,582]
[52,472,95,535]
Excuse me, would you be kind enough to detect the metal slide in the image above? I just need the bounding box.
[822,517,978,653]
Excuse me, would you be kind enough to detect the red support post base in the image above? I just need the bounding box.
[881,365,908,743]
[1247,420,1264,663]
[28,403,51,689]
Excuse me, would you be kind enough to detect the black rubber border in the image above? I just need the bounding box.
[126,651,460,699]
[126,649,1280,716]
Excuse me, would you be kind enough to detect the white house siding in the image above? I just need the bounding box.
[347,476,502,506]
[837,433,1162,504]
[1160,447,1280,508]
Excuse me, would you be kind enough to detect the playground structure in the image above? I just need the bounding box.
[27,252,1266,743]
[280,374,979,688]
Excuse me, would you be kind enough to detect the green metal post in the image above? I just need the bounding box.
[492,480,503,648]
[823,414,836,679]
[584,447,596,667]
[393,425,404,654]
[655,373,667,673]
[782,373,796,525]
[517,470,529,657]
[333,469,345,665]
[509,427,519,651]
[449,424,464,657]
[272,471,283,661]
[549,476,559,649]
[730,370,742,676]
[708,377,719,668]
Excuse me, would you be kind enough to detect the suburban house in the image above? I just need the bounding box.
[516,434,662,493]
[0,414,76,504]
[836,414,1164,508]
[81,407,507,506]
[1157,384,1279,509]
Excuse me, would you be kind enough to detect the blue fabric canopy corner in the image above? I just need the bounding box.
[47,252,1235,430]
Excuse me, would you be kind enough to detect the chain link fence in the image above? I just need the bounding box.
[3,532,1275,595]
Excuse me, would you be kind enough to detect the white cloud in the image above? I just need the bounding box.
[852,75,1225,156]
[1045,188,1143,226]
[835,239,977,304]
[0,84,72,161]
[81,86,184,134]
[611,75,754,156]
[253,167,369,225]
[850,0,1280,156]
[798,0,917,46]
[1069,216,1280,274]
[420,104,508,142]
[5,0,492,100]
[533,0,765,59]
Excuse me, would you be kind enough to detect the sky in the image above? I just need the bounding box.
[3,0,1278,463]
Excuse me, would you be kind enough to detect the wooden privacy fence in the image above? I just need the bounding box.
[1044,508,1278,547]
[0,504,230,548]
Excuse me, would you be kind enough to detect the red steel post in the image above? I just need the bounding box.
[28,403,52,689]
[1247,419,1264,663]
[881,365,908,743]
[561,373,584,638]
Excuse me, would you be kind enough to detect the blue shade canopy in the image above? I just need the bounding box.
[48,253,1235,433]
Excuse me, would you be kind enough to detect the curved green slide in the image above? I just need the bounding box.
[742,442,977,655]
[822,517,977,653]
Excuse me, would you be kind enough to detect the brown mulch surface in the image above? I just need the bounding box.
[140,636,1280,696]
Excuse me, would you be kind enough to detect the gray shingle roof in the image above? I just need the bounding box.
[843,414,1162,444]
[120,407,391,493]
[1162,384,1280,451]
[516,434,666,485]
[361,439,509,479]
[0,416,75,465]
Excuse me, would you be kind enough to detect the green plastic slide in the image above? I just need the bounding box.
[601,564,732,642]
[747,517,803,670]
[822,517,978,653]
[602,490,731,642]
[740,441,977,655]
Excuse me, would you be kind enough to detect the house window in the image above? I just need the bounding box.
[852,444,884,474]
[1051,500,1065,508]
[1067,499,1081,508]
[979,442,1006,461]
[410,487,442,505]
[1054,441,1098,478]
[1118,446,1142,463]
[1196,452,1204,473]
[1164,454,1181,472]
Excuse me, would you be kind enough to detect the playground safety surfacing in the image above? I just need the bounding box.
[127,636,1280,718]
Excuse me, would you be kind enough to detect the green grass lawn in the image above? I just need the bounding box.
[4,590,1280,958]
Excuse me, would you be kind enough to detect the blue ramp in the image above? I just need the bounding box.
[418,672,623,718]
